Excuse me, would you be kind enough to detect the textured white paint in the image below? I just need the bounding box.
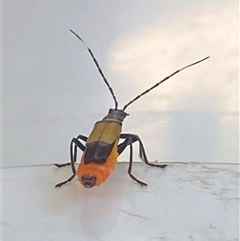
[2,163,239,241]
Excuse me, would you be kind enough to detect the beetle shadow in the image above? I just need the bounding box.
[77,163,138,240]
[43,163,135,240]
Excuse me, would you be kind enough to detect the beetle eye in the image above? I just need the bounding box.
[81,175,96,188]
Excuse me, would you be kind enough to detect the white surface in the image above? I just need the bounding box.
[3,1,239,167]
[2,163,239,241]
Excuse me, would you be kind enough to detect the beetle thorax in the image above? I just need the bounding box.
[102,108,128,123]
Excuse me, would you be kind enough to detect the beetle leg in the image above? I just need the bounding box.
[118,137,137,155]
[127,136,148,186]
[55,174,76,188]
[139,139,167,168]
[55,135,87,167]
[119,133,167,168]
[119,133,142,157]
[55,135,87,188]
[118,136,147,186]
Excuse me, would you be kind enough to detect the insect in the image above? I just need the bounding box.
[55,29,209,188]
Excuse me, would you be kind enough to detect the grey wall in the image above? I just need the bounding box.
[3,0,239,167]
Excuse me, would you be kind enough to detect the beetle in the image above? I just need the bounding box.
[55,29,209,188]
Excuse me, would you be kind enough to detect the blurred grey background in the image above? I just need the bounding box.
[2,0,239,167]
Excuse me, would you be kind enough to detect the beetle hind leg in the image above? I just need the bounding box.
[118,133,167,186]
[55,135,87,188]
[119,135,148,186]
[128,173,147,187]
[54,135,87,168]
[55,162,71,168]
[138,140,167,168]
[120,133,167,169]
[55,174,76,188]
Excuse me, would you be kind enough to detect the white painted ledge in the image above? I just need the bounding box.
[2,163,239,241]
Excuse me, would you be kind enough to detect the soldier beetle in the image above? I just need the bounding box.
[55,29,209,188]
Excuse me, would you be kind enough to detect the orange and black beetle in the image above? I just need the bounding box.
[55,29,209,188]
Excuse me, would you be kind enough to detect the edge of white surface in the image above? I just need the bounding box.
[2,162,240,241]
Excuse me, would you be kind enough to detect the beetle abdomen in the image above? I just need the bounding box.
[77,143,119,187]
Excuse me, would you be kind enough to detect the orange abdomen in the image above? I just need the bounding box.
[76,142,119,186]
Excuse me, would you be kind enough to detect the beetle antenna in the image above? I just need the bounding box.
[69,29,118,109]
[122,56,210,111]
